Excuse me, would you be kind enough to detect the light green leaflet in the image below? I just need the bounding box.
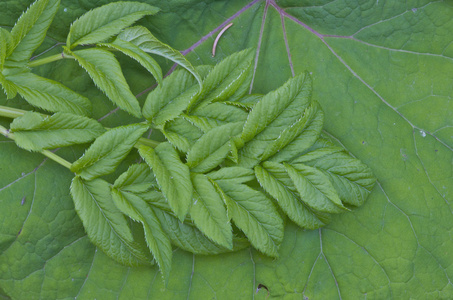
[142,68,199,125]
[114,163,157,194]
[117,25,202,88]
[189,173,232,249]
[67,2,159,49]
[186,122,244,173]
[71,123,149,180]
[187,48,254,111]
[0,28,12,67]
[70,177,149,266]
[111,189,172,281]
[153,208,249,255]
[8,0,59,63]
[5,71,91,115]
[138,143,192,221]
[10,111,105,151]
[206,167,255,184]
[98,38,163,87]
[70,48,141,117]
[162,117,204,153]
[255,162,326,229]
[214,180,284,258]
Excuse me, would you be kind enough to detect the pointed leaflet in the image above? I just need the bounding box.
[98,38,163,87]
[186,122,244,173]
[7,0,59,63]
[224,94,262,111]
[10,112,104,151]
[114,163,156,194]
[261,101,323,162]
[238,73,312,168]
[66,2,159,49]
[5,71,91,115]
[117,26,202,88]
[284,163,346,214]
[162,117,203,153]
[292,142,376,207]
[255,162,326,229]
[190,173,232,249]
[70,177,149,266]
[70,48,141,117]
[185,102,248,133]
[138,143,192,221]
[207,167,255,184]
[71,124,149,180]
[142,68,198,125]
[0,28,12,67]
[111,189,172,280]
[214,180,284,258]
[187,49,254,111]
[153,208,249,255]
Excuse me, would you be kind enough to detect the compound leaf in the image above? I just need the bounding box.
[71,123,149,180]
[67,2,159,49]
[10,111,105,151]
[114,163,157,194]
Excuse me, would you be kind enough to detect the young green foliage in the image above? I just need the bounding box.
[0,0,377,282]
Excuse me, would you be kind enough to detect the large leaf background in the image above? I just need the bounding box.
[1,0,452,298]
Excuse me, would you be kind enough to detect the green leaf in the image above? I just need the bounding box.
[184,102,248,133]
[70,176,149,266]
[117,26,202,88]
[70,48,141,117]
[292,141,376,207]
[214,180,284,258]
[206,167,255,184]
[111,189,172,280]
[255,162,326,229]
[5,71,91,115]
[7,0,59,63]
[142,68,198,125]
[71,123,149,180]
[9,111,105,151]
[153,208,248,255]
[66,2,159,49]
[0,28,12,67]
[114,163,156,194]
[187,48,254,111]
[284,162,346,214]
[162,117,203,153]
[138,143,192,221]
[189,173,232,249]
[186,122,244,173]
[238,72,312,168]
[98,38,163,87]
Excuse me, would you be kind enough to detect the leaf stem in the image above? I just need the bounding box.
[0,124,72,169]
[0,106,26,118]
[28,52,74,68]
[136,137,160,148]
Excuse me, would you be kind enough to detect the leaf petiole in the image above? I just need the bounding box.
[0,124,72,169]
[28,52,74,68]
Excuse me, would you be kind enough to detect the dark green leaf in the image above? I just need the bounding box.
[70,176,149,266]
[138,143,192,221]
[71,123,149,180]
[67,2,159,49]
[70,48,141,117]
[10,111,105,151]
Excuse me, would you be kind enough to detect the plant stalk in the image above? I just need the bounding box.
[28,52,74,68]
[0,124,73,169]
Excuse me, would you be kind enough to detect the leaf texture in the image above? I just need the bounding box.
[67,2,159,48]
[10,111,105,151]
[71,123,149,180]
[70,177,149,266]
